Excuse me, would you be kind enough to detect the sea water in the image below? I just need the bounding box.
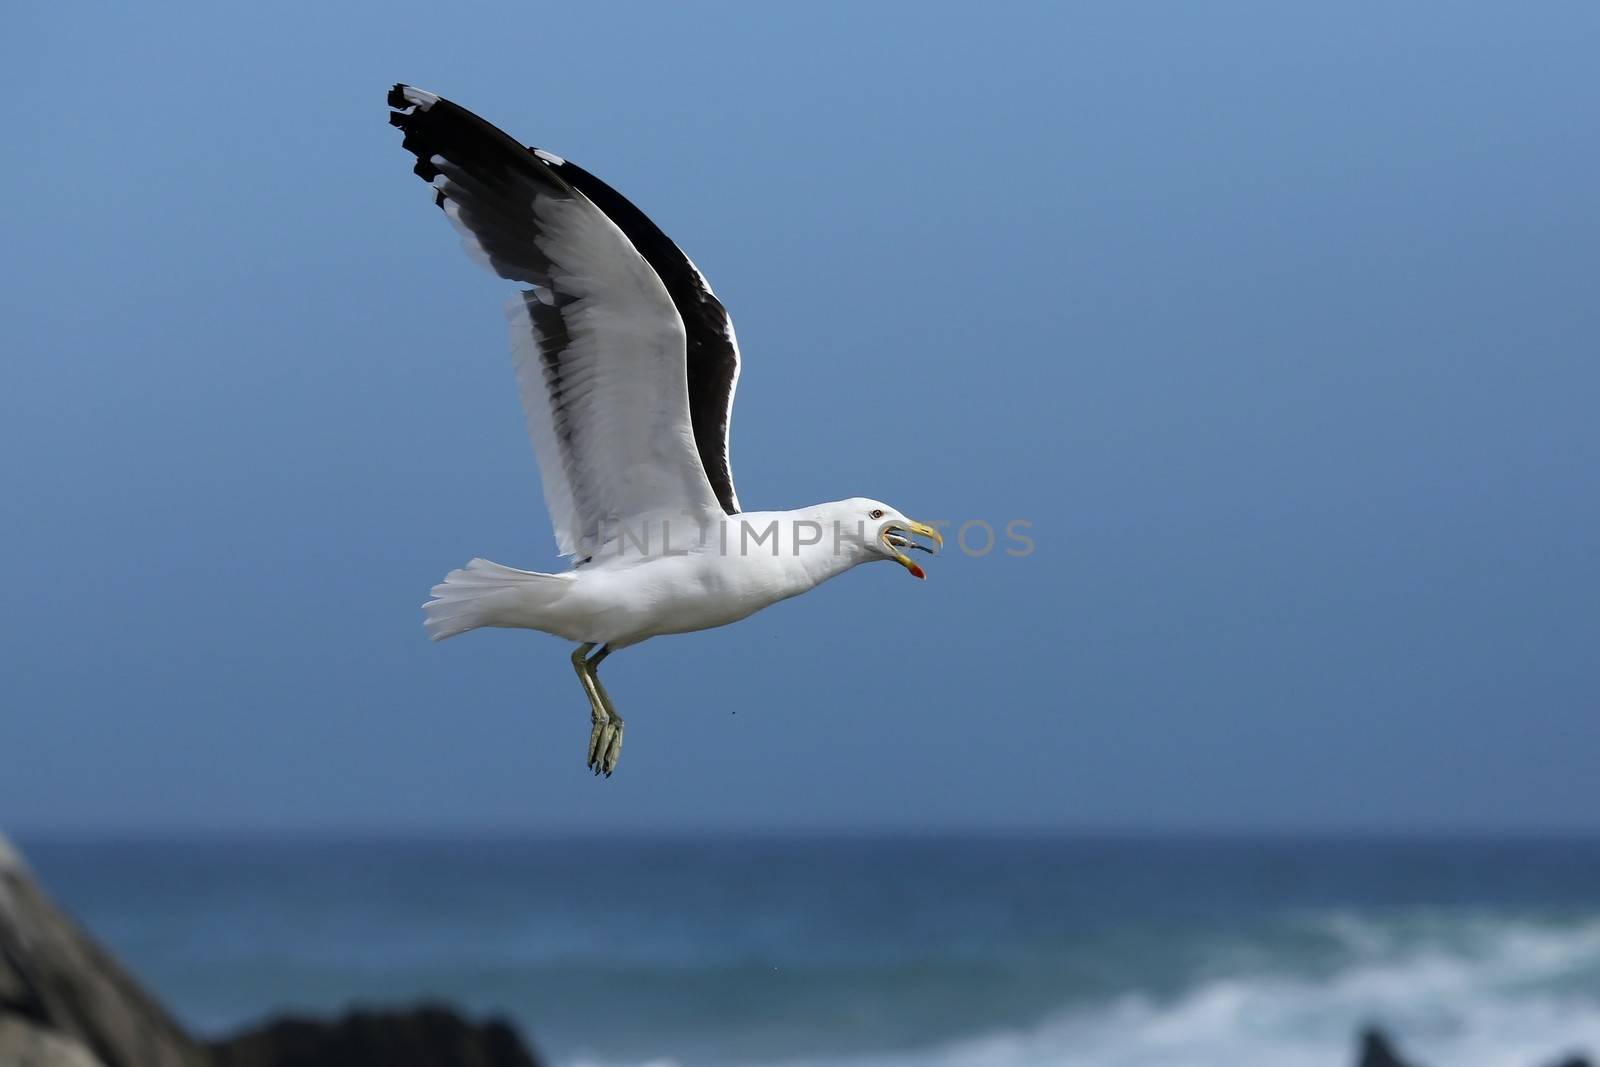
[18,835,1600,1067]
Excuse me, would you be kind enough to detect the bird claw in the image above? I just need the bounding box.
[574,645,624,778]
[586,713,623,777]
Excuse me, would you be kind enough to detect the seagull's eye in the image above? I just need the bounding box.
[869,509,884,520]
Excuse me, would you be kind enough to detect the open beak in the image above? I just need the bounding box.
[881,520,943,579]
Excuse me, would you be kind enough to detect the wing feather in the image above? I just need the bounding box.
[536,159,744,515]
[388,85,723,557]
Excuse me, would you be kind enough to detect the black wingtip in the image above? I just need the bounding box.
[387,83,411,110]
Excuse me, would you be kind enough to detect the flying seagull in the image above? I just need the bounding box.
[387,85,942,776]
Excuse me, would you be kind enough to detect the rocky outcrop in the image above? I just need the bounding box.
[209,1006,541,1067]
[0,834,545,1067]
[0,835,209,1067]
[1356,1025,1595,1067]
[1358,1027,1423,1067]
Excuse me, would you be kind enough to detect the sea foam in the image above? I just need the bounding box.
[571,914,1600,1067]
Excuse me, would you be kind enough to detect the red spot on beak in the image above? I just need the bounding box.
[908,562,926,580]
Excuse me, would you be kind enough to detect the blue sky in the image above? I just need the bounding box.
[4,2,1597,833]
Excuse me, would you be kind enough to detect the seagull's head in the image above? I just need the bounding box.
[845,498,943,579]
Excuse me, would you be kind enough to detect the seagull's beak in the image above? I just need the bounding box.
[881,520,943,580]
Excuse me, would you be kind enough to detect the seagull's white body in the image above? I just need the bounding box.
[431,508,874,650]
[388,85,941,773]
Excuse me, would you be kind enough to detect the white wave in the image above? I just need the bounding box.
[565,914,1600,1067]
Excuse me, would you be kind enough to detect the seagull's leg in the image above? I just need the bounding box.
[586,644,623,776]
[571,643,611,773]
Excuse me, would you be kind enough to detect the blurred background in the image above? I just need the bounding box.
[4,2,1598,1065]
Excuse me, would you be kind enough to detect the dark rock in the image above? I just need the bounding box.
[1355,1024,1596,1067]
[209,1005,543,1067]
[1,833,546,1067]
[0,834,210,1067]
[1357,1026,1421,1067]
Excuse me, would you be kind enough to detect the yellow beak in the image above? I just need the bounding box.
[884,519,943,580]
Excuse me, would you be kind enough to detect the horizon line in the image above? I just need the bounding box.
[10,821,1600,843]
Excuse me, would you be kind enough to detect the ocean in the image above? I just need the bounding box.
[16,835,1600,1067]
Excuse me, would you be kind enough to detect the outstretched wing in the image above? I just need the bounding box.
[388,84,725,558]
[536,157,743,516]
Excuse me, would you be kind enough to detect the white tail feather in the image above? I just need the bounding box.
[423,558,575,641]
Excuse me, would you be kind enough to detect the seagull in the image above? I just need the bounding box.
[387,85,943,776]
